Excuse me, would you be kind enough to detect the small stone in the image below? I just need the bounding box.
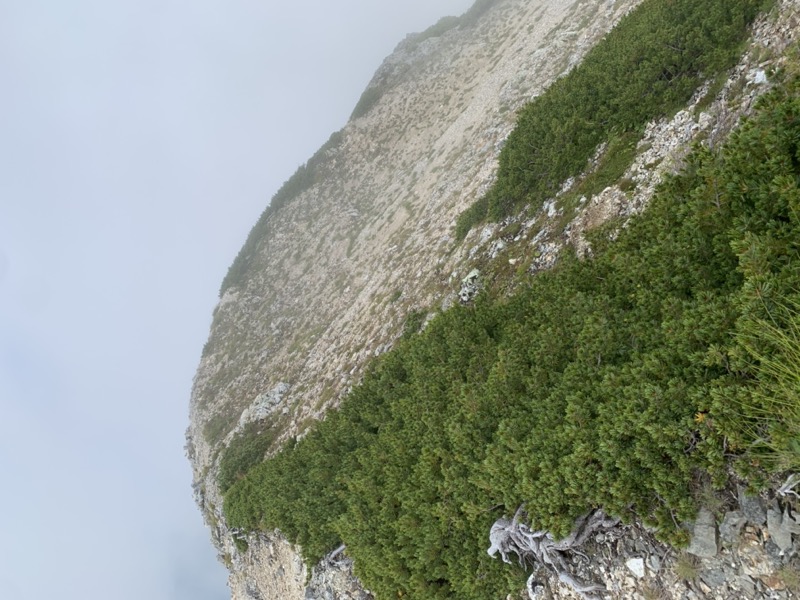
[648,554,661,573]
[719,510,747,545]
[764,538,784,562]
[595,533,606,544]
[737,576,756,596]
[626,557,646,579]
[767,501,793,552]
[700,568,728,588]
[738,486,766,526]
[688,508,718,558]
[786,506,800,534]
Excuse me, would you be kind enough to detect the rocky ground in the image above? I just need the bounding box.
[522,480,800,599]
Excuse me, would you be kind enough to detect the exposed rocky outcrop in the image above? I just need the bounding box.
[478,476,800,599]
[187,0,800,598]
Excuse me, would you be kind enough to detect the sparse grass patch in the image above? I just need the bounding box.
[694,72,730,114]
[499,221,523,239]
[204,412,234,446]
[642,582,668,600]
[778,564,800,593]
[618,177,636,193]
[574,132,640,196]
[728,299,800,472]
[547,131,640,233]
[694,476,727,516]
[674,553,700,581]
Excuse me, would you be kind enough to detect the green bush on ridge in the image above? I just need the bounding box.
[223,70,800,598]
[455,0,772,238]
[217,0,800,597]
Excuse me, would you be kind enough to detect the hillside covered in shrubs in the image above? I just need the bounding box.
[219,0,800,598]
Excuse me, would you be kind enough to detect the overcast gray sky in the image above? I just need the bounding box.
[0,1,474,598]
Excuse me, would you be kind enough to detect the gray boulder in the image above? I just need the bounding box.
[687,508,718,558]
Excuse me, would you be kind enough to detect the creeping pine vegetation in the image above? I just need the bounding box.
[222,0,800,598]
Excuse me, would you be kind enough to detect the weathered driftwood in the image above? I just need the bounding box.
[488,506,618,600]
[325,543,348,566]
[777,473,800,500]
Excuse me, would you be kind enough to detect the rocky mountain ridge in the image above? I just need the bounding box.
[186,0,800,598]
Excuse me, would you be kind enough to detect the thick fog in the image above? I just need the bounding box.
[0,1,473,598]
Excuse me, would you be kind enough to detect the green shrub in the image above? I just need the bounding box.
[401,309,427,339]
[456,0,772,235]
[674,553,700,581]
[218,421,277,493]
[225,70,800,599]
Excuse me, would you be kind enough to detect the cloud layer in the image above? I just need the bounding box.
[0,1,473,598]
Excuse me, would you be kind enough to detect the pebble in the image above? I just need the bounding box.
[625,557,645,578]
[648,554,661,573]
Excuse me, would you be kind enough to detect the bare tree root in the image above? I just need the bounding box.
[778,473,800,500]
[488,506,618,600]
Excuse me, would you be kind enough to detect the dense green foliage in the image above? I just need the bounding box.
[218,421,278,493]
[219,130,344,296]
[455,0,772,238]
[401,309,427,339]
[223,71,800,598]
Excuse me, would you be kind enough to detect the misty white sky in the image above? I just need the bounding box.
[0,1,474,598]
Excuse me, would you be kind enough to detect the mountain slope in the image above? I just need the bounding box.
[187,0,800,598]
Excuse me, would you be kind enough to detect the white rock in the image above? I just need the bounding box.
[625,557,645,579]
